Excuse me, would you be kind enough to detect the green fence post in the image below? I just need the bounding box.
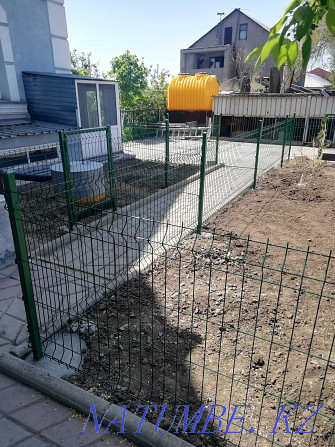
[253,120,263,189]
[197,132,207,235]
[288,113,296,161]
[59,131,75,228]
[281,115,288,168]
[106,125,117,210]
[165,114,170,188]
[1,172,43,360]
[215,115,221,165]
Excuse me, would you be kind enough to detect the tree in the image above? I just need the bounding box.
[246,1,335,71]
[142,65,170,114]
[230,47,260,92]
[310,18,335,66]
[108,51,149,109]
[70,50,100,77]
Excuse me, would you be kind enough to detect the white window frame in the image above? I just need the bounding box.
[75,79,121,129]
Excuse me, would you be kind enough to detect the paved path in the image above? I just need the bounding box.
[0,370,134,447]
[0,264,26,354]
[0,268,135,447]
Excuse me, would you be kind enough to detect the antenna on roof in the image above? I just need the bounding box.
[217,12,225,21]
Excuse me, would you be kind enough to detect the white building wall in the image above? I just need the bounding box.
[47,0,71,73]
[0,5,20,101]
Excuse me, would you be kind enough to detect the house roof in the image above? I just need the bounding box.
[309,68,331,80]
[189,8,270,48]
[0,120,77,139]
[304,73,332,89]
[22,72,118,82]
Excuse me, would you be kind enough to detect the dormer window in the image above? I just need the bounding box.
[239,23,248,40]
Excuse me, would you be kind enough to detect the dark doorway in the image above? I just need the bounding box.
[224,27,232,45]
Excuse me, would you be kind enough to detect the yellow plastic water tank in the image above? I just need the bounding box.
[168,73,219,111]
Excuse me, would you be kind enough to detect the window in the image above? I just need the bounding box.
[77,82,118,128]
[99,84,117,126]
[210,56,224,69]
[224,27,232,45]
[239,23,248,40]
[77,83,99,128]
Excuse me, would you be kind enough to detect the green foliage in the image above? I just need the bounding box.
[141,65,170,116]
[122,124,157,141]
[109,51,169,120]
[70,50,100,77]
[330,70,335,86]
[108,51,149,109]
[311,18,335,62]
[246,0,335,71]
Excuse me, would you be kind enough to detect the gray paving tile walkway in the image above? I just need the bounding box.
[0,371,135,447]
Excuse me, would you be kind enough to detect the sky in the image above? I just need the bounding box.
[65,0,291,78]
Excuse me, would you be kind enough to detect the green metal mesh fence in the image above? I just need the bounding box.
[1,113,334,446]
[2,193,334,446]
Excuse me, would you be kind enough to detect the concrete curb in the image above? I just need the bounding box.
[0,352,193,447]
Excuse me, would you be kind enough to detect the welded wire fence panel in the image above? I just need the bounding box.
[0,142,72,247]
[257,120,289,174]
[58,124,214,227]
[221,115,335,149]
[0,124,219,245]
[118,125,207,226]
[293,116,335,147]
[202,119,294,220]
[121,109,161,126]
[0,118,298,251]
[6,203,334,447]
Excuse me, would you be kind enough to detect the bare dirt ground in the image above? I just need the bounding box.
[67,158,335,447]
[208,157,335,252]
